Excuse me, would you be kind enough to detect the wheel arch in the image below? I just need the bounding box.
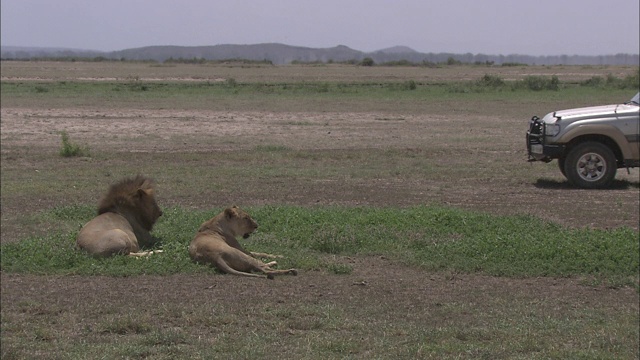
[563,133,625,167]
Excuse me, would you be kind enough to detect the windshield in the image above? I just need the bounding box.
[630,92,640,105]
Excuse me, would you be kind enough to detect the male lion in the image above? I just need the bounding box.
[76,175,163,257]
[189,206,298,279]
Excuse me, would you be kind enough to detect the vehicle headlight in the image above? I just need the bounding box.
[545,124,560,137]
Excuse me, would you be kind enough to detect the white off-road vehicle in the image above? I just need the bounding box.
[526,92,639,188]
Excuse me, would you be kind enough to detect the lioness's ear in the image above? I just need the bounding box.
[224,207,236,218]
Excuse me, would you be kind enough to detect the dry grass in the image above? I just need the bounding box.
[2,60,638,85]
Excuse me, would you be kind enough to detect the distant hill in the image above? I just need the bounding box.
[1,43,638,66]
[109,43,364,64]
[374,46,419,54]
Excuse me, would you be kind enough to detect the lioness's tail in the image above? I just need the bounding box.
[214,259,269,279]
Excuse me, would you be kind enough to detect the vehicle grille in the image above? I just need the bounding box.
[527,116,544,146]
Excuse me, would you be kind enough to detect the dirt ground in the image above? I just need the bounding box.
[2,106,638,233]
[1,63,639,357]
[3,257,638,358]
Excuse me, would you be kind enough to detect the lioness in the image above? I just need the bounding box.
[189,206,297,279]
[77,175,163,257]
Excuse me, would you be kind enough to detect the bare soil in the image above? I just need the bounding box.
[2,107,638,232]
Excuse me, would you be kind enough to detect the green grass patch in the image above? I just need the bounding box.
[59,130,90,157]
[2,76,636,115]
[2,75,634,100]
[2,205,637,286]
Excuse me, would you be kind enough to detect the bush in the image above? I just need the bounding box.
[59,131,89,157]
[359,57,375,66]
[476,74,505,88]
[516,75,560,91]
[582,76,604,88]
[446,57,462,65]
[403,80,417,90]
[622,68,640,89]
[380,59,415,67]
[501,62,528,67]
[581,71,639,90]
[615,69,639,89]
[448,74,563,93]
[225,78,237,87]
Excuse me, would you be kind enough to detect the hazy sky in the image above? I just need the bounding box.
[2,0,639,56]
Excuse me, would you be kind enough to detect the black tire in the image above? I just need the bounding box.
[563,142,617,189]
[557,156,566,177]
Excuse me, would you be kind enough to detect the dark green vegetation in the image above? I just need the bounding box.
[58,130,90,157]
[1,62,638,359]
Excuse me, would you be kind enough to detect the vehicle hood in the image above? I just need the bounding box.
[554,105,618,121]
[545,104,639,123]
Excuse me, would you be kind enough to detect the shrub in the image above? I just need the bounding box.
[380,59,414,67]
[225,78,237,87]
[501,62,528,67]
[549,75,560,91]
[403,80,417,90]
[359,57,374,66]
[476,74,505,88]
[446,57,462,65]
[524,76,547,91]
[581,71,639,90]
[582,76,604,88]
[602,72,638,89]
[59,131,89,157]
[516,75,560,91]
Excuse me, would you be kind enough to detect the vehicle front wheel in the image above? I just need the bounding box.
[557,156,566,177]
[563,142,617,189]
